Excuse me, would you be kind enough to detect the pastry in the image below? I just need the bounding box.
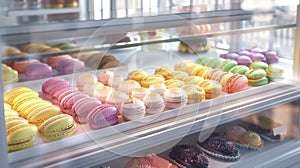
[265,51,279,64]
[118,80,141,95]
[105,91,129,111]
[229,65,249,75]
[237,56,252,67]
[108,74,124,89]
[72,97,101,123]
[27,105,62,126]
[155,66,173,80]
[174,60,193,72]
[41,78,71,100]
[102,60,120,69]
[239,131,263,148]
[126,154,177,168]
[39,114,76,142]
[225,125,247,142]
[120,98,146,121]
[245,69,269,86]
[2,64,18,85]
[149,83,167,96]
[87,104,118,129]
[3,46,22,56]
[98,70,114,85]
[132,87,150,100]
[248,115,286,142]
[222,53,239,61]
[4,109,19,118]
[76,73,98,91]
[56,58,85,75]
[95,86,114,103]
[143,93,165,114]
[182,76,204,85]
[59,91,88,116]
[198,80,222,99]
[178,38,209,54]
[64,0,78,7]
[251,53,266,62]
[250,61,268,70]
[206,57,225,69]
[19,100,52,119]
[98,55,116,69]
[24,62,52,80]
[171,71,189,81]
[225,74,248,93]
[169,144,208,168]
[191,64,209,79]
[128,69,148,84]
[165,79,185,89]
[45,55,71,68]
[6,123,38,152]
[141,74,165,88]
[43,0,64,8]
[4,87,36,105]
[182,84,206,104]
[197,134,241,161]
[221,60,238,72]
[12,59,39,73]
[82,82,104,97]
[163,88,187,109]
[266,64,284,82]
[238,50,252,57]
[5,116,28,130]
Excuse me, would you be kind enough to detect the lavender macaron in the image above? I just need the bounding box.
[237,55,252,67]
[226,53,239,60]
[265,51,279,64]
[87,104,118,129]
[56,58,85,75]
[252,53,266,62]
[25,62,52,80]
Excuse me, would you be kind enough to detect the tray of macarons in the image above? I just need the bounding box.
[2,45,293,156]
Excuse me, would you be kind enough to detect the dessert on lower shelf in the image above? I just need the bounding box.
[126,153,177,168]
[197,134,241,161]
[178,39,210,54]
[225,125,263,150]
[169,144,209,168]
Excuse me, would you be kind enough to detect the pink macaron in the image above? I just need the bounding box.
[120,98,146,121]
[41,78,70,100]
[46,54,72,68]
[12,59,39,73]
[59,91,88,116]
[25,62,53,80]
[56,58,85,75]
[87,104,118,129]
[72,98,101,123]
[52,86,77,105]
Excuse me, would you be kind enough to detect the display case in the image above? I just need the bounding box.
[1,1,300,168]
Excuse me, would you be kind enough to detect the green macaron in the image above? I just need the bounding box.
[195,56,213,66]
[222,60,238,72]
[229,65,249,74]
[266,64,284,82]
[250,61,269,70]
[245,69,266,79]
[207,58,225,69]
[248,77,269,86]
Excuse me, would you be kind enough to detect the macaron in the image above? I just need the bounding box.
[141,74,165,88]
[59,92,88,116]
[163,88,187,109]
[182,84,206,104]
[206,57,225,69]
[82,82,104,97]
[265,51,279,64]
[5,116,28,130]
[155,66,173,80]
[174,60,193,72]
[194,56,213,66]
[171,71,189,81]
[127,69,148,84]
[24,62,52,80]
[108,74,124,89]
[2,64,18,85]
[42,78,70,100]
[250,61,268,70]
[143,93,165,114]
[229,65,249,75]
[45,55,71,68]
[238,50,252,57]
[120,98,146,121]
[56,58,85,75]
[12,59,39,73]
[72,97,101,123]
[191,64,209,79]
[149,83,167,96]
[105,91,129,111]
[98,70,114,85]
[118,80,141,95]
[225,52,239,60]
[245,69,269,86]
[222,60,238,72]
[132,87,150,100]
[237,55,252,67]
[76,73,98,91]
[266,64,284,82]
[39,114,76,142]
[6,123,38,152]
[87,104,118,129]
[95,86,115,103]
[4,87,36,105]
[225,74,249,93]
[27,105,62,126]
[199,80,222,99]
[251,53,266,62]
[182,76,204,85]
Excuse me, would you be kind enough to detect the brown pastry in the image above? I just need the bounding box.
[98,55,117,69]
[102,60,120,69]
[85,52,104,68]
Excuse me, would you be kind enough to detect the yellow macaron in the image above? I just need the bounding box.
[4,109,19,118]
[27,105,62,126]
[4,87,35,105]
[39,114,76,142]
[6,123,37,152]
[5,116,28,130]
[20,101,52,119]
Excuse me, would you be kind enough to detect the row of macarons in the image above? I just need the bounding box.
[219,47,279,65]
[3,43,121,69]
[125,115,284,168]
[4,87,76,152]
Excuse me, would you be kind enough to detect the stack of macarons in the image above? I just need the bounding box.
[120,98,146,120]
[220,47,279,65]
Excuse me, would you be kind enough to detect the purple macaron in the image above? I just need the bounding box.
[226,53,239,60]
[238,50,252,57]
[252,53,266,62]
[25,62,52,80]
[265,51,279,64]
[56,58,85,75]
[237,55,252,67]
[87,104,118,129]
